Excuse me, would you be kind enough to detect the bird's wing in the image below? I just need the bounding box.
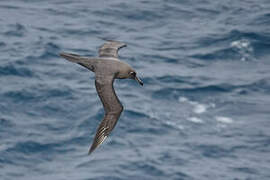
[98,40,126,58]
[89,75,123,154]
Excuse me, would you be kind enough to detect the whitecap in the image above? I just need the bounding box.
[178,96,188,102]
[193,103,207,114]
[179,96,209,114]
[188,117,203,123]
[215,116,233,123]
[230,39,254,61]
[164,121,184,130]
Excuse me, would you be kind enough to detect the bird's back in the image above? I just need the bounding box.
[95,57,132,78]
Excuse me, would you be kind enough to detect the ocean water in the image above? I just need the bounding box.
[1,0,270,179]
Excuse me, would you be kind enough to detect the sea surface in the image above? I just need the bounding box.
[0,0,270,180]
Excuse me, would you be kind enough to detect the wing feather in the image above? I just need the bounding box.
[88,75,123,154]
[98,40,126,58]
[60,52,97,72]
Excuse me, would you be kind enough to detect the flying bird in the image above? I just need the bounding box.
[60,41,143,154]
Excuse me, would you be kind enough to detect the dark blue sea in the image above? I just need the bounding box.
[1,0,270,179]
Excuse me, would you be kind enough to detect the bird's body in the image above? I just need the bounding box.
[60,41,143,154]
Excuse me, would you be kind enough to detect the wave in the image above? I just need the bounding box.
[152,85,230,100]
[191,30,270,61]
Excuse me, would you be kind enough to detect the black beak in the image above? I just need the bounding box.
[135,76,143,86]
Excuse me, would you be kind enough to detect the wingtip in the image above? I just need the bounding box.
[104,40,127,47]
[59,52,83,63]
[88,135,108,155]
[59,52,65,57]
[59,52,70,59]
[88,150,93,155]
[88,145,97,155]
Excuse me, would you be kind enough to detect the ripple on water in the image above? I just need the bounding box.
[190,30,269,61]
[0,0,270,179]
[0,64,34,77]
[4,23,26,37]
[6,141,60,154]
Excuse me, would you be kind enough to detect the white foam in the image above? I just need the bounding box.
[179,96,209,114]
[230,39,254,61]
[178,97,188,102]
[193,103,207,114]
[231,40,250,49]
[188,117,203,123]
[164,121,184,130]
[215,116,233,124]
[0,144,11,151]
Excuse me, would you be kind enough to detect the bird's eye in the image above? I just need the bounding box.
[130,72,136,76]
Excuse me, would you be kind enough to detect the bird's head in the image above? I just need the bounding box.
[128,70,143,86]
[115,63,143,86]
